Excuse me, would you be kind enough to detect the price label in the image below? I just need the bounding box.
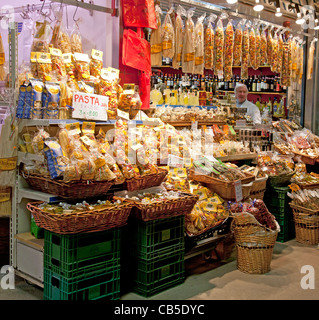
[167,154,184,168]
[117,109,130,120]
[234,180,243,202]
[72,92,109,121]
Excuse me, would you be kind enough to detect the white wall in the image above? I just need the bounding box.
[0,0,119,72]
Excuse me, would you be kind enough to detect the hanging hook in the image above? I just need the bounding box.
[73,1,80,23]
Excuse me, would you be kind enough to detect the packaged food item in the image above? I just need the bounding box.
[74,52,90,80]
[260,27,268,66]
[214,15,225,78]
[281,42,290,87]
[31,128,50,154]
[297,43,304,85]
[233,19,245,66]
[49,48,66,80]
[224,19,234,81]
[63,161,81,182]
[29,79,44,120]
[78,156,96,180]
[204,13,217,70]
[249,27,257,69]
[290,37,298,82]
[70,22,82,53]
[271,32,279,73]
[50,19,72,54]
[31,20,51,53]
[241,22,249,80]
[267,27,273,66]
[89,49,103,77]
[118,84,142,119]
[194,13,206,75]
[36,52,52,82]
[172,5,186,70]
[162,8,175,59]
[307,38,316,80]
[63,53,76,79]
[255,27,261,69]
[182,8,195,74]
[42,82,60,119]
[150,5,163,66]
[277,32,284,74]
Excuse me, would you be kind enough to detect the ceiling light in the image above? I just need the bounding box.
[315,21,319,30]
[296,18,305,24]
[226,0,238,4]
[253,0,264,12]
[275,7,282,17]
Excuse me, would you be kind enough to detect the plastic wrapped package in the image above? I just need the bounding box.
[260,27,268,66]
[224,20,234,81]
[271,32,279,73]
[31,20,51,53]
[162,8,175,59]
[277,33,284,74]
[70,22,83,53]
[249,27,257,69]
[36,52,52,82]
[307,38,316,80]
[182,8,195,74]
[172,5,186,69]
[267,28,273,66]
[49,48,66,80]
[73,52,90,80]
[63,53,76,79]
[205,13,217,70]
[241,22,249,80]
[280,42,290,87]
[194,13,206,75]
[50,19,72,54]
[150,5,163,67]
[233,19,245,66]
[297,44,304,85]
[290,38,298,82]
[214,16,225,78]
[89,49,103,77]
[255,27,261,69]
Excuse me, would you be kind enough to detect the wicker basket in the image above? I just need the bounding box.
[268,171,295,187]
[21,171,114,200]
[232,212,279,274]
[114,192,199,222]
[26,201,133,234]
[290,203,319,245]
[123,167,168,192]
[189,169,255,201]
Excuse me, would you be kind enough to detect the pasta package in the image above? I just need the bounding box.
[214,16,225,78]
[194,13,206,75]
[74,52,90,80]
[297,44,304,85]
[277,33,284,74]
[233,19,245,66]
[224,19,234,81]
[260,28,268,66]
[281,42,290,87]
[90,49,103,77]
[241,23,249,80]
[51,19,72,54]
[267,28,273,65]
[291,38,298,82]
[31,20,51,53]
[249,27,257,70]
[162,8,175,59]
[271,32,279,73]
[42,82,60,119]
[63,53,76,79]
[150,5,163,67]
[307,39,316,80]
[49,47,66,79]
[36,52,52,82]
[172,5,186,70]
[255,27,261,69]
[70,22,83,53]
[29,79,44,120]
[204,13,217,70]
[182,8,195,74]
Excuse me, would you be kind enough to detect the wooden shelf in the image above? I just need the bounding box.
[15,232,44,251]
[219,90,286,95]
[216,153,258,162]
[165,120,226,127]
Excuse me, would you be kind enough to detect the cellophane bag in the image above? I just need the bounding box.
[172,5,186,70]
[224,19,234,81]
[162,8,175,59]
[182,8,195,74]
[70,22,83,53]
[233,19,245,66]
[271,32,279,73]
[307,38,317,80]
[214,15,225,78]
[241,22,249,80]
[255,27,261,69]
[290,37,298,82]
[260,27,268,66]
[50,18,72,54]
[267,27,273,66]
[150,5,163,66]
[277,32,284,74]
[280,42,290,87]
[249,26,257,70]
[297,44,304,85]
[194,13,206,75]
[204,13,217,70]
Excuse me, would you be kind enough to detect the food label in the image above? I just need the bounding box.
[184,52,195,62]
[36,52,51,63]
[0,157,17,171]
[195,56,204,65]
[63,53,73,63]
[49,48,62,57]
[151,44,162,54]
[162,41,172,50]
[74,52,90,63]
[117,109,130,120]
[234,180,243,202]
[0,191,10,203]
[91,49,103,61]
[72,91,109,121]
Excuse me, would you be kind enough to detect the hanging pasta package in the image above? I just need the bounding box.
[233,19,245,66]
[260,27,268,66]
[280,43,290,87]
[214,16,225,78]
[50,19,72,54]
[204,13,217,70]
[255,27,261,69]
[297,44,304,85]
[241,22,249,80]
[150,5,163,67]
[224,19,234,81]
[49,47,66,80]
[70,22,83,53]
[194,13,206,75]
[249,27,257,70]
[162,8,175,60]
[271,32,279,73]
[172,5,186,69]
[290,37,298,82]
[307,38,317,80]
[277,32,284,74]
[267,28,273,66]
[90,49,103,77]
[182,8,195,74]
[31,20,51,53]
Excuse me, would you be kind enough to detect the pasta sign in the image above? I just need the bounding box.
[72,91,109,121]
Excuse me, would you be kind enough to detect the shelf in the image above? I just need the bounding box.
[18,152,45,165]
[165,120,226,127]
[18,187,61,203]
[216,153,258,162]
[219,90,286,95]
[152,65,273,69]
[15,232,44,251]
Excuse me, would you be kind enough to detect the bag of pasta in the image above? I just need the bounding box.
[255,26,261,70]
[49,48,66,80]
[214,15,225,78]
[271,31,279,73]
[277,31,284,74]
[74,52,90,80]
[241,22,249,80]
[90,49,103,77]
[50,19,72,54]
[267,27,274,66]
[31,20,51,53]
[260,26,268,66]
[307,38,316,80]
[70,22,83,53]
[36,52,52,82]
[233,19,245,66]
[63,160,82,182]
[205,13,217,70]
[162,8,175,59]
[194,13,206,76]
[182,8,195,74]
[249,26,257,69]
[172,5,186,70]
[78,155,97,181]
[224,19,234,81]
[150,5,163,67]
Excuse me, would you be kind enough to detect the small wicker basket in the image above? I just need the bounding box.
[232,212,279,274]
[290,203,319,245]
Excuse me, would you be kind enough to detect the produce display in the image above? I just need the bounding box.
[288,186,319,211]
[257,151,294,176]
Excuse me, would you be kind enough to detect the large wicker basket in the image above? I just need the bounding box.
[290,203,319,245]
[268,171,295,187]
[232,212,279,274]
[21,171,114,200]
[114,192,199,222]
[123,167,168,192]
[26,201,133,234]
[189,169,255,201]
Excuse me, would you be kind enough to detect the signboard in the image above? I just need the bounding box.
[72,92,109,121]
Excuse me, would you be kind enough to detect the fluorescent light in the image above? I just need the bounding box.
[226,0,238,3]
[296,18,305,24]
[253,0,263,12]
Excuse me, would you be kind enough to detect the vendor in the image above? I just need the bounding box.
[234,83,261,125]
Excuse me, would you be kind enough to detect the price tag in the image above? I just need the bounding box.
[117,109,130,120]
[191,121,198,130]
[234,180,243,202]
[167,154,184,168]
[72,92,109,121]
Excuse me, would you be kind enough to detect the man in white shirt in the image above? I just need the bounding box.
[234,83,261,125]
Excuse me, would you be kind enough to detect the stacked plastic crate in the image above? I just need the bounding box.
[43,227,121,300]
[264,186,295,242]
[122,215,185,297]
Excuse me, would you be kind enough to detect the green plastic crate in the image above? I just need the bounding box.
[43,267,120,300]
[30,215,44,239]
[275,213,295,243]
[44,228,121,277]
[264,186,290,209]
[128,215,185,255]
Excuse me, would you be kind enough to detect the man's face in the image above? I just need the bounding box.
[235,87,248,104]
